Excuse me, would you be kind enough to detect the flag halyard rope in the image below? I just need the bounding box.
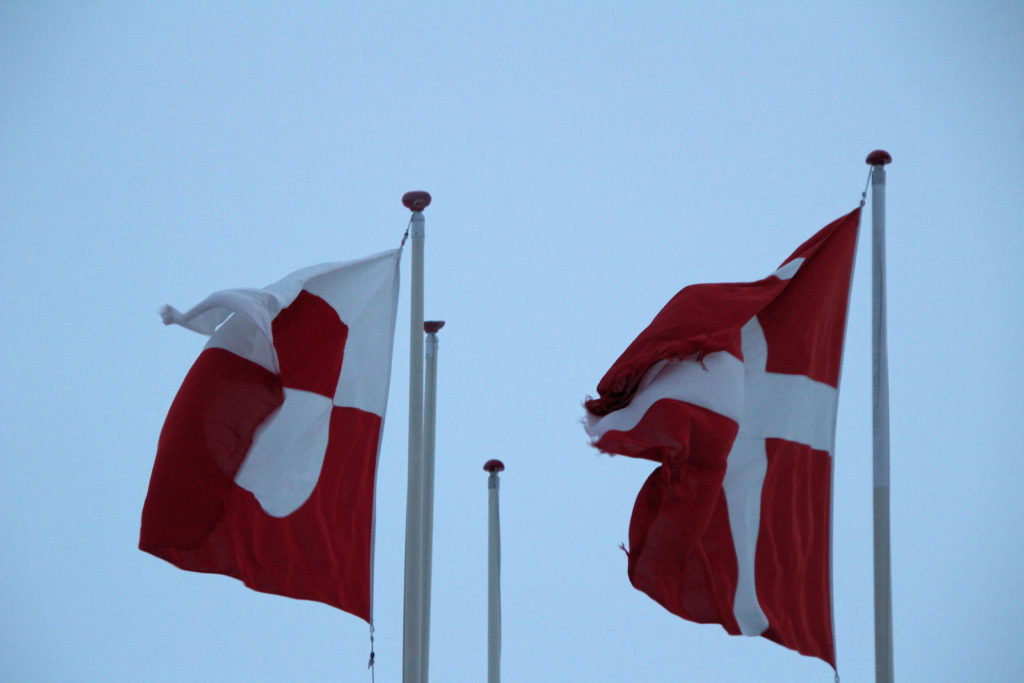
[399,216,413,249]
[367,624,375,683]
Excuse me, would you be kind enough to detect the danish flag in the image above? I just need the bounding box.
[584,209,860,666]
[140,249,401,622]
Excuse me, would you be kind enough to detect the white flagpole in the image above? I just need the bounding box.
[402,191,431,683]
[421,320,445,680]
[484,459,505,683]
[866,151,894,683]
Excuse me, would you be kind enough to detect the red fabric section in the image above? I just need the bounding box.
[756,439,835,666]
[761,210,859,386]
[273,290,347,397]
[630,467,741,634]
[616,401,741,631]
[140,348,283,550]
[140,289,379,621]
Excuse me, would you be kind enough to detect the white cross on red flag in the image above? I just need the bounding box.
[584,208,861,667]
[140,249,401,622]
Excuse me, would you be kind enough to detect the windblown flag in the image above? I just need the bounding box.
[140,249,401,622]
[583,209,860,666]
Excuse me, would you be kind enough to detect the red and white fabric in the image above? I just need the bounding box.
[583,209,860,667]
[140,249,400,622]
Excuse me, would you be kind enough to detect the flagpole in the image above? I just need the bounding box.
[483,459,504,683]
[402,191,431,683]
[866,150,894,683]
[421,320,445,680]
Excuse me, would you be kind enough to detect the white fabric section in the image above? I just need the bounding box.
[301,250,401,415]
[234,387,333,517]
[204,307,279,374]
[771,257,804,280]
[723,316,839,636]
[583,352,744,441]
[163,289,281,373]
[737,317,838,450]
[744,373,839,450]
[161,288,278,338]
[722,436,770,635]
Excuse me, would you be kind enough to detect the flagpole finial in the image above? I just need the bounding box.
[403,191,432,212]
[424,320,445,334]
[483,459,505,473]
[866,150,892,166]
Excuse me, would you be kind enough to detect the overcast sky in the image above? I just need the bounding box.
[3,2,1023,681]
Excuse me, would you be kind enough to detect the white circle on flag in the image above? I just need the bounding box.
[234,387,333,517]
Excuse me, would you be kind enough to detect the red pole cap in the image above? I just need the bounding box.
[402,191,432,212]
[865,150,892,166]
[424,320,445,334]
[483,459,505,473]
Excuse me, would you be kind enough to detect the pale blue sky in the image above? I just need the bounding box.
[3,2,1023,681]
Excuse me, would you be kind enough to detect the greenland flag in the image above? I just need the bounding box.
[140,249,400,622]
[584,209,860,667]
